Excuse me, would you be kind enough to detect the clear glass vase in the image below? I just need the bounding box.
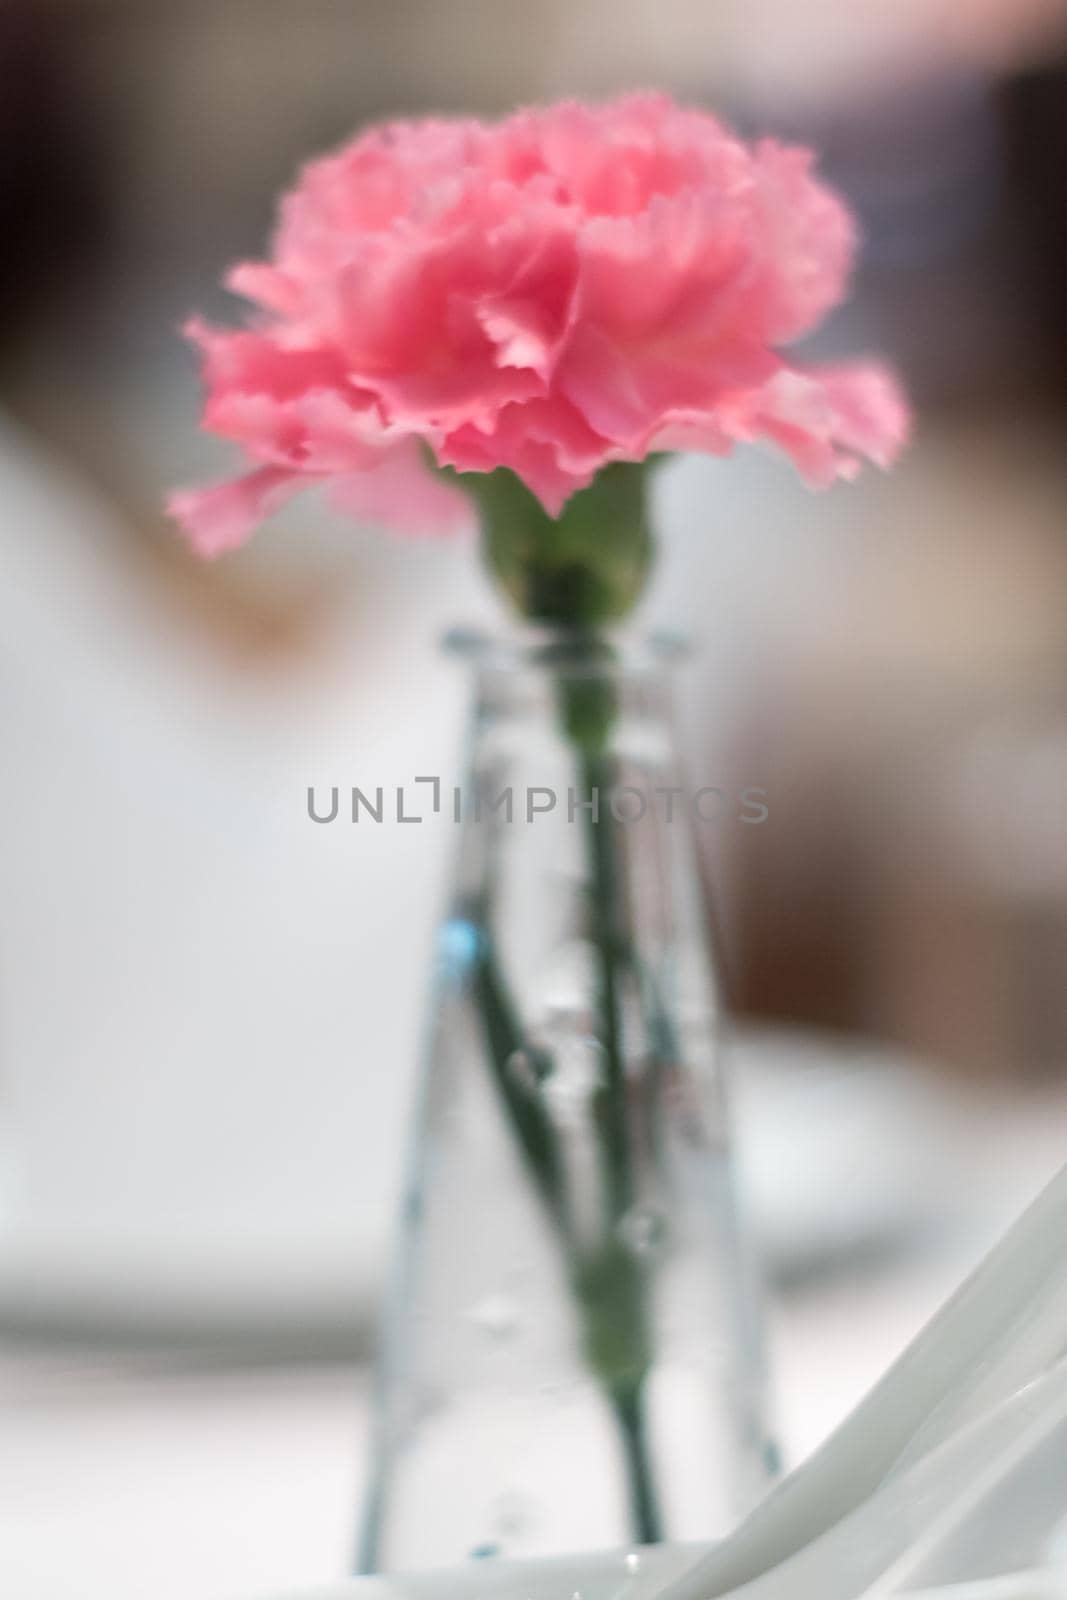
[358,631,776,1572]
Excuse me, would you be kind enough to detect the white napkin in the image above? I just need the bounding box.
[663,1160,1067,1600]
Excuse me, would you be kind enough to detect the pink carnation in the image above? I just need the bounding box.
[169,93,909,556]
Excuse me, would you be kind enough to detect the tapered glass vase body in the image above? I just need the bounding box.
[359,635,775,1572]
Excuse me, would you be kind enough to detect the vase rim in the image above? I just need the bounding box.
[441,624,690,675]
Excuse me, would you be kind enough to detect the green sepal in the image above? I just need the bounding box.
[438,457,665,629]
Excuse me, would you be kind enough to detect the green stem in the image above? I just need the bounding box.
[580,743,634,1219]
[613,1381,662,1550]
[563,670,664,1546]
[468,910,571,1241]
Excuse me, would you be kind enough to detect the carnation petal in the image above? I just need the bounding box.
[327,444,476,536]
[439,396,608,515]
[811,362,912,470]
[739,361,911,485]
[225,261,306,317]
[185,318,348,400]
[561,322,775,453]
[750,140,858,343]
[167,467,299,557]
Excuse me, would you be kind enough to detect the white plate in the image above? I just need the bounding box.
[264,1544,709,1600]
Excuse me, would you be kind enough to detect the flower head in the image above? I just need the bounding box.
[169,93,909,557]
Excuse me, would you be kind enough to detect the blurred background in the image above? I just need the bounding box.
[4,2,1067,1595]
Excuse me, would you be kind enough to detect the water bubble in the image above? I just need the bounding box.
[506,1048,541,1092]
[539,938,597,1015]
[540,1036,604,1115]
[467,1292,519,1340]
[625,1552,641,1574]
[617,1205,669,1258]
[438,917,483,979]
